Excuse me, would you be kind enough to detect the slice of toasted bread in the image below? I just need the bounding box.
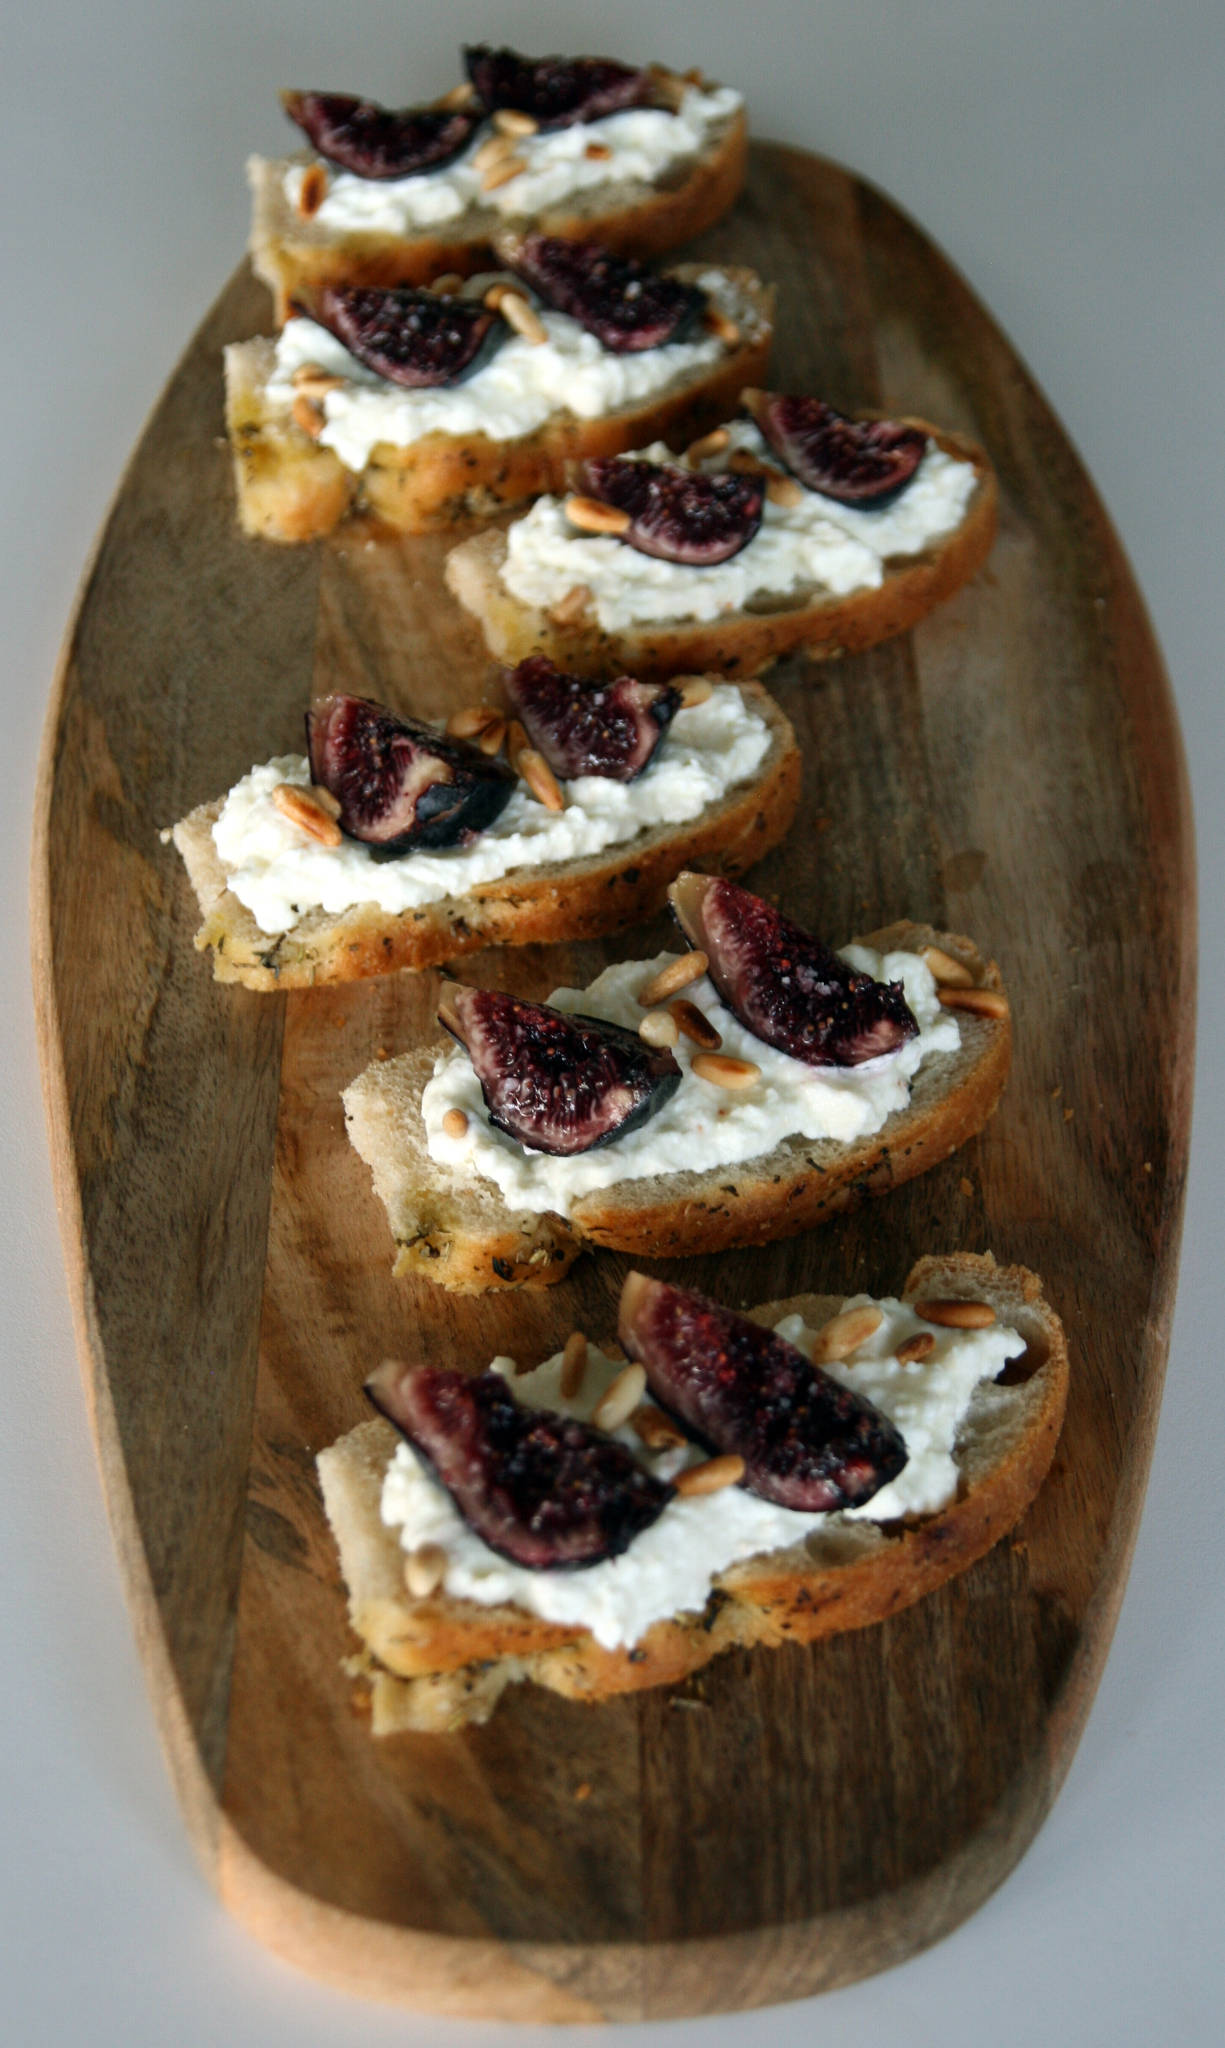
[249,96,749,320]
[316,1254,1066,1732]
[168,681,799,990]
[342,923,1011,1291]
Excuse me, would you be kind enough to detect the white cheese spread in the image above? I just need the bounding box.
[378,1298,1025,1650]
[500,423,980,632]
[279,83,742,234]
[210,687,770,935]
[420,946,960,1218]
[266,273,742,468]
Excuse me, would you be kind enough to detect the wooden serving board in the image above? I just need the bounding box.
[32,145,1193,2022]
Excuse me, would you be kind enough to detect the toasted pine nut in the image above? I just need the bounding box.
[677,675,714,709]
[766,472,805,508]
[809,1303,884,1364]
[446,703,500,739]
[306,783,341,817]
[560,1331,588,1400]
[493,107,539,137]
[669,999,722,1050]
[584,140,613,161]
[297,163,329,217]
[404,1543,448,1598]
[685,427,730,463]
[498,289,548,345]
[675,1454,745,1497]
[691,1052,760,1091]
[639,1008,680,1049]
[631,1405,687,1451]
[728,449,770,476]
[564,494,632,536]
[913,1297,997,1329]
[482,153,526,191]
[937,987,1010,1021]
[594,1363,647,1434]
[476,716,507,755]
[291,394,325,439]
[272,783,342,846]
[474,132,515,173]
[291,363,344,397]
[505,718,529,765]
[518,748,566,811]
[549,583,592,626]
[441,1107,469,1140]
[921,944,975,988]
[431,271,466,297]
[705,307,741,347]
[896,1333,936,1364]
[434,81,477,110]
[638,951,709,1007]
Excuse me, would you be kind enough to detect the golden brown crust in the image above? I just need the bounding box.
[225,265,774,542]
[319,1256,1067,1729]
[249,107,749,320]
[169,682,800,991]
[444,429,998,678]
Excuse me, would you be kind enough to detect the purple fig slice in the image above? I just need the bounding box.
[438,982,680,1155]
[282,90,481,180]
[742,389,927,506]
[310,285,504,388]
[367,1361,672,1569]
[618,1275,908,1511]
[670,874,918,1066]
[464,45,653,129]
[306,695,514,858]
[504,657,680,782]
[499,235,706,352]
[582,457,763,566]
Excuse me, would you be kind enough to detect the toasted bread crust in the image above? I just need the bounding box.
[249,106,749,320]
[343,922,1011,1292]
[317,1256,1067,1731]
[225,265,773,542]
[169,682,799,991]
[444,428,998,678]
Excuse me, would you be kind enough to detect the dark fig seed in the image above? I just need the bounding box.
[439,982,680,1155]
[582,457,763,566]
[464,45,653,129]
[500,235,706,352]
[307,694,514,857]
[504,656,679,782]
[309,284,504,388]
[670,874,919,1067]
[367,1361,673,1570]
[618,1274,908,1512]
[743,389,927,506]
[282,90,481,180]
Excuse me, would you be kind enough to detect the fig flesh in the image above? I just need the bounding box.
[618,1275,908,1511]
[438,982,681,1155]
[464,45,653,129]
[311,285,504,388]
[367,1360,672,1570]
[582,457,763,565]
[282,90,481,180]
[500,235,706,352]
[306,695,514,858]
[670,874,918,1066]
[504,656,680,782]
[743,389,927,506]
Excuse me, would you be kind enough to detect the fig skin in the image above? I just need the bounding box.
[618,1274,908,1512]
[498,235,707,352]
[366,1360,673,1571]
[282,90,481,180]
[464,46,653,129]
[306,695,514,859]
[504,656,680,782]
[438,981,681,1156]
[742,388,927,506]
[310,285,505,389]
[670,873,919,1067]
[582,457,764,566]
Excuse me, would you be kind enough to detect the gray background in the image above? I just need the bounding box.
[3,2,1221,2041]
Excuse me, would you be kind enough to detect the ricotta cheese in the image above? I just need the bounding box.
[421,946,960,1217]
[378,1298,1026,1650]
[280,83,743,234]
[500,424,980,632]
[210,687,770,936]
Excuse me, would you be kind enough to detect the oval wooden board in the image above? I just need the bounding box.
[32,144,1193,2022]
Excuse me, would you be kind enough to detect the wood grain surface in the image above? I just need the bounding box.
[31,144,1194,2020]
